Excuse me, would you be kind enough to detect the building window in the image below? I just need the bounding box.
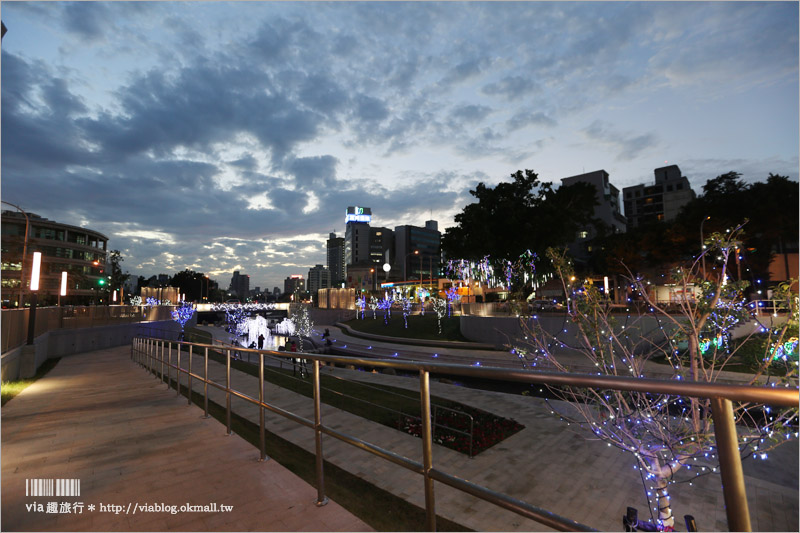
[667,185,673,192]
[677,183,683,190]
[578,231,589,239]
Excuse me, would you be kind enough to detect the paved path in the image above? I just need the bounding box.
[0,347,372,532]
[194,325,799,531]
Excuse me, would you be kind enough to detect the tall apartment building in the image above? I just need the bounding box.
[228,271,250,300]
[560,170,627,262]
[394,220,441,282]
[326,232,345,286]
[307,264,331,294]
[623,165,696,229]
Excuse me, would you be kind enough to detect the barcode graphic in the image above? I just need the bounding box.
[25,479,80,497]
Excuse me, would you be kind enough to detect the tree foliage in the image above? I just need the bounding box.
[441,169,598,262]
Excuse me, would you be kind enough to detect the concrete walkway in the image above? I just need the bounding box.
[194,325,799,531]
[0,347,372,532]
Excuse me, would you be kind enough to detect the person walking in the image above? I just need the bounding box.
[257,333,265,350]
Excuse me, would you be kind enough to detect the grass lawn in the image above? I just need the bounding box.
[343,313,470,342]
[1,357,61,406]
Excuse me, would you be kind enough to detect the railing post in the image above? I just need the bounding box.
[188,345,193,406]
[176,343,181,397]
[419,369,436,531]
[160,340,165,384]
[258,353,269,462]
[203,347,210,419]
[313,359,328,506]
[710,397,752,532]
[226,349,232,435]
[167,341,172,390]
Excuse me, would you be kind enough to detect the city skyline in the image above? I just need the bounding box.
[2,1,797,290]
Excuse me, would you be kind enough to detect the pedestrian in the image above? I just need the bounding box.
[290,341,297,353]
[323,328,330,339]
[257,333,265,350]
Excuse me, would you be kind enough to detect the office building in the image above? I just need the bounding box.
[394,220,441,282]
[307,265,331,294]
[1,210,108,307]
[283,275,305,296]
[623,165,696,229]
[344,206,372,268]
[326,232,346,286]
[229,271,250,300]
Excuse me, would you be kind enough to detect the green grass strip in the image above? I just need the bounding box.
[1,357,62,406]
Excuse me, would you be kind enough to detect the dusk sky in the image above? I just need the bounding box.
[2,1,798,291]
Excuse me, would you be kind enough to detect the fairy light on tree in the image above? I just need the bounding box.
[515,224,798,530]
[445,286,461,318]
[378,296,393,325]
[356,296,366,320]
[368,296,379,320]
[433,298,447,335]
[401,297,413,328]
[291,305,314,352]
[171,302,195,340]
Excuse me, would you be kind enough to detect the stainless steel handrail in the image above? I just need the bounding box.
[131,336,798,532]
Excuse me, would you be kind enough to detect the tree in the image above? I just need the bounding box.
[515,227,798,529]
[441,169,598,262]
[108,250,130,298]
[169,269,208,302]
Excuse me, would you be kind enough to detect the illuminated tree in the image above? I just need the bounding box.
[515,225,798,529]
[432,298,447,335]
[292,305,314,352]
[171,302,195,340]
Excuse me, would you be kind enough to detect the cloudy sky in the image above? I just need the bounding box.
[2,1,797,291]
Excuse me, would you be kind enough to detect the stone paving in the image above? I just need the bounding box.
[2,325,797,532]
[185,324,798,531]
[0,347,372,532]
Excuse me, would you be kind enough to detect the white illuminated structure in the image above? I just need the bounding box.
[246,315,271,348]
[60,271,68,296]
[30,252,42,291]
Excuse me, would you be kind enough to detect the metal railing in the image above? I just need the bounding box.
[131,335,798,532]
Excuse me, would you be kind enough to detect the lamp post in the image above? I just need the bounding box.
[2,201,30,307]
[700,216,711,280]
[26,252,41,345]
[58,271,67,307]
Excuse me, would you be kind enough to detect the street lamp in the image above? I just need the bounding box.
[370,268,376,292]
[2,201,30,307]
[27,252,41,345]
[59,271,67,307]
[700,216,711,279]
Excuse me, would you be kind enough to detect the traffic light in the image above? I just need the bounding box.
[98,278,106,286]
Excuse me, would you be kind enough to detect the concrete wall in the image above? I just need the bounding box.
[460,313,790,350]
[1,320,182,381]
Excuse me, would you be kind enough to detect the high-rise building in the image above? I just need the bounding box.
[283,275,305,296]
[623,165,696,229]
[394,220,441,282]
[326,232,345,286]
[370,226,394,267]
[307,265,331,294]
[229,271,250,300]
[344,206,372,268]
